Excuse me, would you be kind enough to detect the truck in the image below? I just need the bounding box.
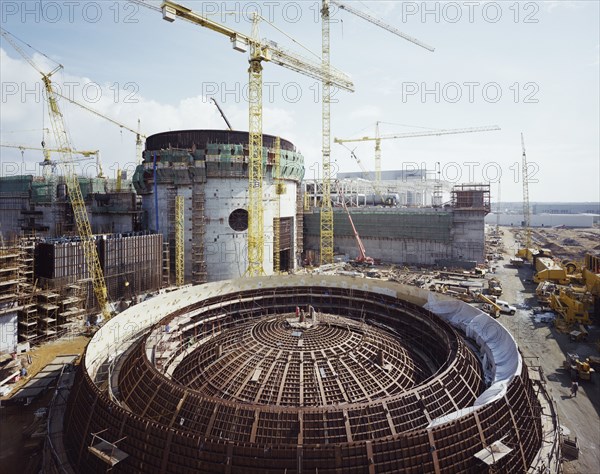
[487,278,502,296]
[496,300,517,315]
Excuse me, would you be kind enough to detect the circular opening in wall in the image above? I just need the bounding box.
[229,208,249,232]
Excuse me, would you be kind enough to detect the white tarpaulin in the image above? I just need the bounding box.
[424,293,522,428]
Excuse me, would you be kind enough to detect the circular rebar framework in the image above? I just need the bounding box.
[64,277,542,473]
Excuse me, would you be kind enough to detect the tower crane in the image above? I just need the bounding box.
[319,0,434,265]
[211,97,233,131]
[0,143,99,176]
[334,125,501,186]
[52,91,146,164]
[520,132,533,259]
[0,28,111,320]
[155,0,354,276]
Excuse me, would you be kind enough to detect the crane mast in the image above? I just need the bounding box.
[320,0,334,265]
[496,178,501,235]
[521,133,532,252]
[246,13,266,276]
[159,0,353,275]
[374,121,382,184]
[273,136,282,273]
[320,0,433,264]
[0,28,111,320]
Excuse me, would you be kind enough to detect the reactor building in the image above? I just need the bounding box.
[132,130,305,284]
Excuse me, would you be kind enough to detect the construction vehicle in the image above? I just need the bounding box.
[535,280,556,307]
[533,257,570,284]
[487,277,502,296]
[496,300,517,315]
[477,293,502,318]
[549,254,599,325]
[336,183,374,266]
[550,287,591,325]
[1,28,111,321]
[211,97,233,131]
[564,353,594,381]
[509,257,525,267]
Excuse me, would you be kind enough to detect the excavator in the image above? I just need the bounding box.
[336,182,374,266]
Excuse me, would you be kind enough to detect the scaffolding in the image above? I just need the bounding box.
[175,195,185,287]
[451,183,491,211]
[162,241,170,287]
[167,186,177,282]
[18,237,37,343]
[191,183,207,284]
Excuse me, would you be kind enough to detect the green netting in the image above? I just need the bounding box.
[31,181,54,202]
[78,178,106,197]
[0,175,32,194]
[304,210,453,242]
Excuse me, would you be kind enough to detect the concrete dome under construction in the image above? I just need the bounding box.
[62,276,545,473]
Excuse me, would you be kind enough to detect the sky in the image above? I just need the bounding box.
[1,0,598,202]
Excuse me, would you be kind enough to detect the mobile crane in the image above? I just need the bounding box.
[336,182,374,265]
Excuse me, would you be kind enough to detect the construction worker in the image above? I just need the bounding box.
[570,381,579,398]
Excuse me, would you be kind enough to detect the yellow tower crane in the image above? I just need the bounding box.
[52,91,146,165]
[334,124,501,191]
[155,0,354,276]
[273,136,283,274]
[175,195,185,286]
[0,143,99,176]
[319,0,435,264]
[1,28,111,320]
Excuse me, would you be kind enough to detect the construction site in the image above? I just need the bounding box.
[0,2,598,474]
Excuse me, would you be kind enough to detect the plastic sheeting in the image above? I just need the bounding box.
[424,293,522,428]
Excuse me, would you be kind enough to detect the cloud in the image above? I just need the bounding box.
[0,49,297,178]
[543,1,586,13]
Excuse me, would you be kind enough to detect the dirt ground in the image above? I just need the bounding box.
[2,335,88,397]
[0,335,89,474]
[497,228,600,473]
[516,227,600,261]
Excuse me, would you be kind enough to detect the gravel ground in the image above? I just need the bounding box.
[495,228,599,473]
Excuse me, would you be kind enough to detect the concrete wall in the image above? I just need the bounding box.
[144,177,300,283]
[304,207,486,265]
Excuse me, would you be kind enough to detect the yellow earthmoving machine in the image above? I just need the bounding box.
[551,288,591,325]
[550,254,600,326]
[477,293,501,318]
[564,353,594,381]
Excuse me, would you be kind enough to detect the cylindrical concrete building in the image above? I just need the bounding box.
[132,130,305,283]
[60,276,555,473]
